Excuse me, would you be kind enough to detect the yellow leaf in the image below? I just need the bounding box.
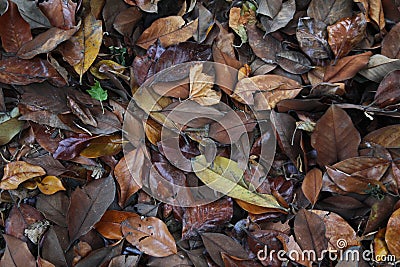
[0,161,46,190]
[73,13,103,82]
[89,60,125,80]
[37,176,66,195]
[192,155,285,210]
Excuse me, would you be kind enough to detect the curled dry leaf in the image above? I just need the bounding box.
[0,161,46,190]
[233,74,301,108]
[327,13,367,59]
[17,26,79,59]
[0,1,32,53]
[73,13,103,81]
[354,0,385,30]
[136,16,198,49]
[311,105,360,166]
[121,216,177,257]
[188,63,220,106]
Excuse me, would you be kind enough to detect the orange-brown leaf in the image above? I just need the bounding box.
[385,208,400,258]
[301,168,323,205]
[95,210,139,240]
[0,161,46,190]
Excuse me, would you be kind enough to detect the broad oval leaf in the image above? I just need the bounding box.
[374,70,400,108]
[121,216,177,257]
[38,0,77,29]
[192,155,285,210]
[358,54,400,82]
[0,161,46,190]
[37,176,66,195]
[311,105,360,166]
[1,234,36,267]
[276,50,312,74]
[382,22,400,59]
[301,168,323,206]
[95,210,139,240]
[247,24,281,63]
[307,0,352,25]
[364,124,400,148]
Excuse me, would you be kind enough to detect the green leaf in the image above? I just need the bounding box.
[87,80,108,101]
[192,155,286,210]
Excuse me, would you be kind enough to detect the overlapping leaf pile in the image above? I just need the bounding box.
[0,0,400,266]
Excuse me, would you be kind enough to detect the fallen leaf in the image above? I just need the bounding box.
[53,134,94,160]
[188,63,220,106]
[74,243,122,267]
[0,117,24,146]
[10,0,51,29]
[307,0,352,25]
[95,210,139,240]
[182,198,233,239]
[79,134,123,158]
[38,0,76,29]
[301,168,323,206]
[364,124,400,148]
[327,13,367,59]
[0,161,46,190]
[73,13,103,82]
[382,22,400,59]
[260,0,295,35]
[136,16,198,49]
[364,195,397,234]
[257,0,282,18]
[358,54,400,82]
[311,105,360,166]
[0,1,32,53]
[354,0,385,30]
[113,7,142,36]
[135,0,160,13]
[37,176,66,195]
[276,50,312,74]
[201,232,249,266]
[385,207,400,258]
[192,155,285,210]
[0,234,36,267]
[17,26,79,59]
[374,70,400,108]
[121,216,177,257]
[296,17,331,59]
[36,192,69,227]
[233,74,301,107]
[114,146,146,207]
[67,176,116,244]
[294,209,328,259]
[247,24,281,63]
[41,226,68,266]
[323,51,372,82]
[0,57,66,87]
[229,7,248,44]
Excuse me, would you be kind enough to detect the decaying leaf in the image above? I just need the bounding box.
[188,63,220,106]
[0,161,46,190]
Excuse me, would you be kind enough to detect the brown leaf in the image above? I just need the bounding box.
[301,168,323,206]
[67,176,116,244]
[382,22,400,59]
[38,0,77,29]
[17,26,79,59]
[354,0,385,30]
[276,50,312,75]
[74,242,123,267]
[0,57,66,87]
[189,63,220,106]
[364,195,397,234]
[201,232,249,266]
[0,1,32,53]
[324,51,372,82]
[114,146,146,207]
[247,24,281,63]
[257,0,282,18]
[36,192,69,227]
[385,208,400,258]
[233,74,301,107]
[182,198,233,240]
[136,16,198,49]
[294,209,328,258]
[358,54,400,82]
[57,37,83,66]
[222,253,263,267]
[0,234,36,267]
[307,0,352,25]
[121,216,177,257]
[311,105,360,166]
[95,210,139,240]
[296,17,331,59]
[79,134,123,158]
[41,226,68,266]
[364,124,400,148]
[0,161,46,190]
[113,7,142,36]
[260,0,295,35]
[374,70,400,108]
[327,13,367,59]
